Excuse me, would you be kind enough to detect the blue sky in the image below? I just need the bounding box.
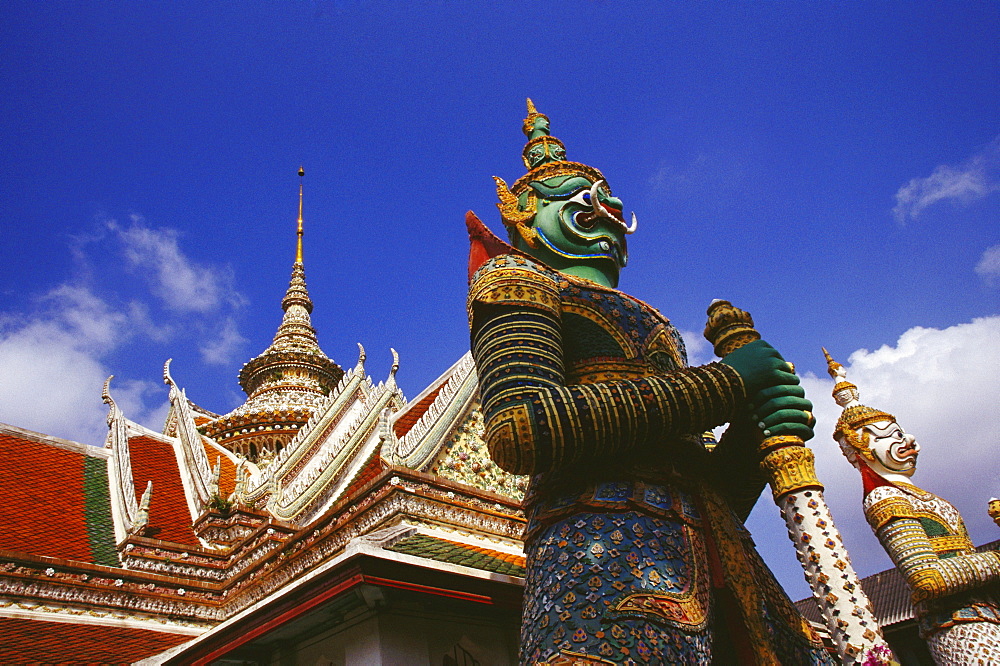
[1,1,998,600]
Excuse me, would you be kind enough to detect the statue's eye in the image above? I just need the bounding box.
[566,188,590,207]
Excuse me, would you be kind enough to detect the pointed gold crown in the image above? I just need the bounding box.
[824,348,895,461]
[494,99,609,230]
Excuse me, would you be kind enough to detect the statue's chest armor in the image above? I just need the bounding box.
[559,282,687,384]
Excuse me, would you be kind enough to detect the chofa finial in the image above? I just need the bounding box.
[102,375,115,406]
[355,342,367,373]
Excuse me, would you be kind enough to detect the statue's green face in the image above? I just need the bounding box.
[519,175,632,287]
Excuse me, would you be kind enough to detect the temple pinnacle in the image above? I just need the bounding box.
[296,166,304,265]
[219,168,343,462]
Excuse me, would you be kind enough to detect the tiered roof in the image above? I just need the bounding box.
[0,617,192,664]
[388,533,526,577]
[0,426,117,567]
[128,434,200,547]
[0,174,531,663]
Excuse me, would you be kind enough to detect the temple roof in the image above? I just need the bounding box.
[393,384,444,439]
[128,433,199,547]
[203,437,238,498]
[388,533,526,577]
[0,617,193,664]
[0,424,117,567]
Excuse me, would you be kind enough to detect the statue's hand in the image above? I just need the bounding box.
[719,339,798,395]
[751,384,816,442]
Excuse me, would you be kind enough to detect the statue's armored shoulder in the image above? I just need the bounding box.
[863,484,918,530]
[468,254,562,323]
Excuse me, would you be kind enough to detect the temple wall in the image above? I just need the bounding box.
[261,604,518,665]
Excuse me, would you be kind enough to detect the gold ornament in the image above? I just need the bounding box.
[522,97,549,137]
[761,446,823,500]
[493,176,537,225]
[703,300,760,357]
[510,160,608,198]
[988,498,1000,527]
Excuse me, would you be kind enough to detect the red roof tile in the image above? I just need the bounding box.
[203,438,237,497]
[128,435,199,547]
[0,432,109,564]
[393,385,443,438]
[0,616,192,664]
[341,448,386,499]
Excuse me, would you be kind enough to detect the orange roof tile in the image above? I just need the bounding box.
[341,448,386,499]
[0,617,192,664]
[203,438,237,497]
[393,385,443,438]
[128,435,199,547]
[0,432,116,566]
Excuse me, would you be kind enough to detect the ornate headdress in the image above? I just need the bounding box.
[824,348,896,463]
[494,99,609,233]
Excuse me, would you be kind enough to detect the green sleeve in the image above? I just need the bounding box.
[469,260,746,475]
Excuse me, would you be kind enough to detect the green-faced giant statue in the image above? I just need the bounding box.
[466,100,828,664]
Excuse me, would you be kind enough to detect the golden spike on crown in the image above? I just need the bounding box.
[522,97,548,137]
[823,347,843,379]
[823,348,858,408]
[823,348,896,457]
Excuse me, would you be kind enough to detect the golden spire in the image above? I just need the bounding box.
[296,166,305,265]
[822,347,843,379]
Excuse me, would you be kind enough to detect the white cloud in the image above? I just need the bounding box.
[747,316,1000,600]
[892,137,1000,224]
[648,150,748,199]
[679,328,712,366]
[111,215,229,313]
[975,244,1000,286]
[0,215,245,445]
[0,285,166,444]
[200,317,249,366]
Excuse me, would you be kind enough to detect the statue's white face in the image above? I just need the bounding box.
[864,420,919,476]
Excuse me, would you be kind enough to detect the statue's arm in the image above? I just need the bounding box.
[468,262,745,475]
[709,416,768,521]
[869,494,1000,603]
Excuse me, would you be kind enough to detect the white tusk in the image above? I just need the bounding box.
[589,180,611,218]
[624,212,638,235]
